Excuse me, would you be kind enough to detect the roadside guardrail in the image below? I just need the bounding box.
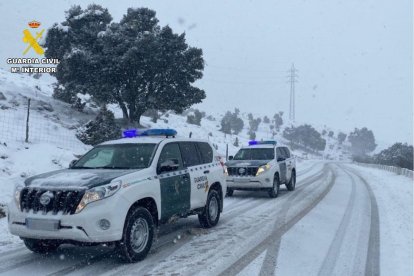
[354,162,413,179]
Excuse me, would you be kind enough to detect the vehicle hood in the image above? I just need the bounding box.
[225,160,271,167]
[24,169,140,189]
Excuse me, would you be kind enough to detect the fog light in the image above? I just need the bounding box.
[98,219,110,230]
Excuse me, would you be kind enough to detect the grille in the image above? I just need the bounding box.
[20,188,85,215]
[227,167,258,176]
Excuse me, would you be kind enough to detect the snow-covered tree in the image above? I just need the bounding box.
[337,132,347,144]
[348,127,377,156]
[273,112,283,131]
[374,143,413,170]
[76,106,120,145]
[45,6,205,125]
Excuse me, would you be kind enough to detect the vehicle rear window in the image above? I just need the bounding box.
[179,142,201,167]
[196,142,213,164]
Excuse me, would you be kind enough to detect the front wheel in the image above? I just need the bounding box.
[116,207,154,263]
[268,174,280,198]
[23,238,60,254]
[199,189,221,228]
[286,170,296,191]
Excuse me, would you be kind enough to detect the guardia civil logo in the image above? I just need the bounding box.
[23,20,45,55]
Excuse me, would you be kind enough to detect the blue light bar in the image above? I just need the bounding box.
[123,129,137,138]
[141,129,177,137]
[248,140,277,146]
[122,128,177,138]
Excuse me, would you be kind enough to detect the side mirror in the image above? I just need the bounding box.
[158,159,179,174]
[228,156,234,160]
[277,157,285,162]
[69,159,78,168]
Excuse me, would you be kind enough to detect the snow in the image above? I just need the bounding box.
[30,171,98,187]
[347,164,413,276]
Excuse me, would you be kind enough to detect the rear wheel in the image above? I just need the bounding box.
[199,189,221,228]
[226,188,234,197]
[116,207,154,263]
[23,238,60,254]
[268,174,280,198]
[286,170,296,191]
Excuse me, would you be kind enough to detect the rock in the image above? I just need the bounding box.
[0,92,6,101]
[41,102,54,112]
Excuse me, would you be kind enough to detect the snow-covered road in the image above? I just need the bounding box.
[0,161,412,276]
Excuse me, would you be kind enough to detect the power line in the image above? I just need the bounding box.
[287,63,298,121]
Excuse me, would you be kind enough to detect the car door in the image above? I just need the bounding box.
[276,147,287,183]
[179,142,206,210]
[282,147,293,182]
[195,142,215,202]
[157,142,191,221]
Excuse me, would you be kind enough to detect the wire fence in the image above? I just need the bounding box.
[0,99,84,149]
[354,162,413,179]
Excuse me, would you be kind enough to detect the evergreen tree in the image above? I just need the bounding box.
[328,131,334,137]
[76,106,120,145]
[187,109,203,126]
[337,132,347,144]
[374,143,413,170]
[273,112,283,131]
[249,131,256,140]
[348,127,377,156]
[263,116,270,124]
[45,6,205,125]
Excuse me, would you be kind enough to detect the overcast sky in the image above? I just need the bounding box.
[0,0,412,148]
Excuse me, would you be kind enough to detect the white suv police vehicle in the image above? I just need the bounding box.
[225,140,296,198]
[8,129,226,262]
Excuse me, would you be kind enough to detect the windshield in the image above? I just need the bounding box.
[233,148,274,160]
[73,143,156,169]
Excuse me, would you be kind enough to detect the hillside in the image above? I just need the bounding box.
[0,69,347,207]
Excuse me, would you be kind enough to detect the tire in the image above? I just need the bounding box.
[286,170,296,191]
[116,207,154,263]
[23,238,60,254]
[199,189,221,228]
[226,188,234,197]
[268,174,280,198]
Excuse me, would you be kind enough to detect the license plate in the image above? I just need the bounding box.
[25,218,60,231]
[235,178,251,183]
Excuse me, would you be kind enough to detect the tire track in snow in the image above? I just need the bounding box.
[218,165,335,276]
[0,163,324,276]
[344,166,380,276]
[317,165,356,276]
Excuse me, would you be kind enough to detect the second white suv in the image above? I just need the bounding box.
[225,140,296,198]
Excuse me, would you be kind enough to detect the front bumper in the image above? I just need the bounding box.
[226,174,273,189]
[8,194,130,243]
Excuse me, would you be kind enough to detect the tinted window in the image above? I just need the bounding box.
[197,142,213,164]
[233,148,275,160]
[158,143,183,169]
[276,147,286,160]
[179,142,201,167]
[283,147,291,158]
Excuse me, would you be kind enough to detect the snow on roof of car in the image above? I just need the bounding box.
[99,137,166,145]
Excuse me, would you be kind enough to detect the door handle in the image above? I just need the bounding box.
[203,170,210,174]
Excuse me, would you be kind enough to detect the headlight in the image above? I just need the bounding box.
[14,184,24,210]
[75,181,121,214]
[256,164,271,176]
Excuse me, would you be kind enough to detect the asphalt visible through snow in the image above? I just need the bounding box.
[0,162,384,276]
